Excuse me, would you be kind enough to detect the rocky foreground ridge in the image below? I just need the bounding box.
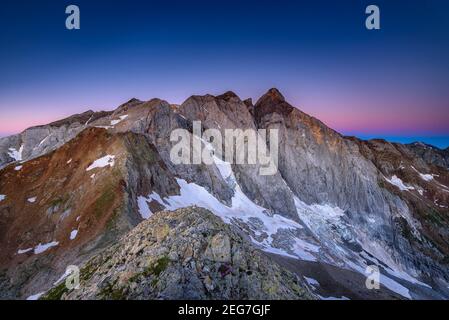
[42,207,314,300]
[0,88,448,300]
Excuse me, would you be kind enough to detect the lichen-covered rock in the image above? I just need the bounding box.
[44,207,314,300]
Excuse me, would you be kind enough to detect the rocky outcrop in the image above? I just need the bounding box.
[42,207,314,300]
[0,110,112,170]
[405,142,449,170]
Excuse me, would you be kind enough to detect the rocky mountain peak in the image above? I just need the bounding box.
[266,88,286,102]
[216,91,240,101]
[113,98,143,114]
[254,88,294,124]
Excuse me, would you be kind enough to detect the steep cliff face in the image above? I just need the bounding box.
[356,139,449,280]
[0,88,448,300]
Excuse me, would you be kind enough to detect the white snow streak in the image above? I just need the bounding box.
[26,292,45,300]
[110,115,128,126]
[17,248,33,254]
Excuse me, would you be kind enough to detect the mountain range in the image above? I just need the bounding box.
[0,88,448,300]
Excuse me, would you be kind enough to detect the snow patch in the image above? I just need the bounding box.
[419,173,433,182]
[27,197,37,203]
[53,267,79,286]
[34,241,59,254]
[416,187,424,196]
[110,114,128,126]
[380,273,412,299]
[419,173,433,181]
[26,292,45,300]
[0,195,5,202]
[17,248,33,254]
[8,144,24,161]
[137,196,153,219]
[411,167,436,182]
[69,229,78,240]
[318,295,350,300]
[86,155,115,171]
[304,277,320,287]
[14,165,23,171]
[67,159,72,164]
[385,175,414,191]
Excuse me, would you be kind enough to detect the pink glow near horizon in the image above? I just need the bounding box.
[1,92,448,137]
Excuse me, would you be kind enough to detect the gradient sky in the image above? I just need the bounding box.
[1,0,448,147]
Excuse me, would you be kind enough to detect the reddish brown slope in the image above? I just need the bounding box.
[0,127,177,298]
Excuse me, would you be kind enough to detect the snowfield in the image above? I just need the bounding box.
[86,155,115,171]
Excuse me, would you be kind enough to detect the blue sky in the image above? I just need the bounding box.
[0,0,448,147]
